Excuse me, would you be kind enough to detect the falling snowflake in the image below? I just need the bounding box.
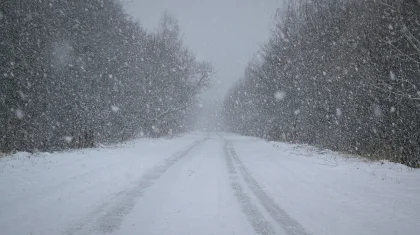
[274,91,286,101]
[390,107,396,113]
[63,136,73,143]
[294,109,301,115]
[373,104,383,117]
[336,108,342,117]
[390,71,396,80]
[152,126,160,133]
[18,91,26,99]
[111,105,120,112]
[15,109,25,119]
[323,71,327,76]
[109,74,113,79]
[279,31,285,40]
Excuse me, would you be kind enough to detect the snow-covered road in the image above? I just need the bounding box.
[1,133,419,235]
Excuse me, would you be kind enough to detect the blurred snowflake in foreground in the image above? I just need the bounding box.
[63,136,73,143]
[111,105,120,113]
[15,109,25,119]
[274,91,286,101]
[336,108,342,117]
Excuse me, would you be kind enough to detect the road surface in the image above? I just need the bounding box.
[1,133,419,235]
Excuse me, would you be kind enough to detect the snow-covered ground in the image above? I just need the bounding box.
[0,132,419,235]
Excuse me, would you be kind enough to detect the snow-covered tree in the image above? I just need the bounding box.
[0,1,212,152]
[223,0,420,167]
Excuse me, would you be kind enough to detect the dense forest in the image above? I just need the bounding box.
[223,0,420,167]
[0,0,212,152]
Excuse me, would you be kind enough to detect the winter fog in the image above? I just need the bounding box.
[126,0,282,94]
[125,0,283,131]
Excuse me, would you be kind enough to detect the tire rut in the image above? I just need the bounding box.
[224,141,276,235]
[225,140,311,235]
[66,138,208,235]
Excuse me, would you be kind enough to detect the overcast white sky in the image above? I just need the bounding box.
[125,0,284,99]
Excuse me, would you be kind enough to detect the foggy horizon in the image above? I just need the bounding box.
[124,0,284,99]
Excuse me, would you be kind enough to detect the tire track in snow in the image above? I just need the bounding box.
[66,138,208,235]
[226,140,311,235]
[223,141,276,235]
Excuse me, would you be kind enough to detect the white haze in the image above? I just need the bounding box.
[125,0,283,98]
[125,0,284,131]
